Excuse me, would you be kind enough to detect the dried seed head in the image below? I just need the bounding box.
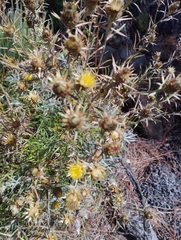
[10,204,19,215]
[81,187,89,197]
[106,0,124,22]
[61,2,79,29]
[17,81,26,90]
[154,61,163,69]
[114,66,134,84]
[30,56,45,70]
[168,1,180,15]
[28,91,39,102]
[52,187,62,198]
[65,188,82,211]
[3,23,15,36]
[109,129,124,141]
[64,35,83,56]
[31,166,45,179]
[24,0,37,12]
[99,113,118,132]
[153,52,161,62]
[42,27,52,41]
[62,213,74,225]
[24,202,42,223]
[144,210,153,219]
[103,141,121,156]
[3,133,17,146]
[60,105,85,129]
[46,232,57,240]
[83,0,99,15]
[162,74,181,94]
[120,214,129,223]
[108,179,120,194]
[52,75,72,98]
[88,163,105,180]
[166,66,175,75]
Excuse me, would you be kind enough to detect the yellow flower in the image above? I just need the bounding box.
[24,73,33,81]
[68,162,85,180]
[51,201,59,209]
[78,71,96,90]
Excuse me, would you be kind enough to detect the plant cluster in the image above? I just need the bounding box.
[0,0,181,239]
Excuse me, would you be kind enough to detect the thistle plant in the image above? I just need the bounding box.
[0,0,181,239]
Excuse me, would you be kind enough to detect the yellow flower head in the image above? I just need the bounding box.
[68,162,85,180]
[51,201,59,209]
[78,71,96,90]
[24,73,33,81]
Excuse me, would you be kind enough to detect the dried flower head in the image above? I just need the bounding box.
[168,1,180,15]
[153,52,161,62]
[62,213,74,225]
[144,209,153,219]
[81,187,89,197]
[51,72,73,98]
[28,91,39,102]
[24,0,37,12]
[10,204,19,216]
[114,66,134,84]
[166,66,175,76]
[3,23,15,36]
[64,35,83,56]
[162,74,181,94]
[60,104,85,129]
[42,27,52,41]
[31,166,48,183]
[65,188,82,211]
[109,129,124,141]
[52,187,62,198]
[108,179,120,194]
[120,214,129,223]
[3,133,17,146]
[83,0,99,15]
[88,163,105,180]
[99,112,118,132]
[17,81,26,90]
[26,190,37,203]
[106,0,124,22]
[46,232,57,240]
[78,71,96,90]
[61,1,79,29]
[67,162,85,180]
[24,202,42,223]
[29,50,45,71]
[103,141,121,156]
[113,192,124,205]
